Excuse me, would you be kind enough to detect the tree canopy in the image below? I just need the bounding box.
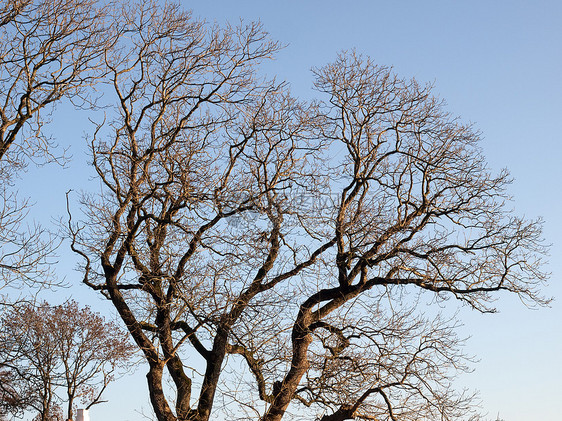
[0,301,135,420]
[0,1,549,421]
[64,2,549,421]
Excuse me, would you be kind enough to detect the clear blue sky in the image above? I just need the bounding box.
[17,1,562,419]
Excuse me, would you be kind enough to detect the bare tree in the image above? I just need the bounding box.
[0,367,35,419]
[53,300,136,420]
[0,300,135,421]
[0,0,108,292]
[0,0,108,165]
[0,187,59,292]
[0,303,62,420]
[68,4,548,420]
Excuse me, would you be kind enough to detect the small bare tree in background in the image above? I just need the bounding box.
[0,0,108,292]
[65,2,549,420]
[0,300,135,421]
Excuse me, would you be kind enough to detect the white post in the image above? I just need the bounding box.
[76,409,90,421]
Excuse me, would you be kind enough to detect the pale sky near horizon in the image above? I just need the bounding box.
[14,1,562,420]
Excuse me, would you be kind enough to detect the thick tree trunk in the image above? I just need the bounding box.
[147,363,177,421]
[67,393,74,421]
[196,326,229,421]
[319,406,355,421]
[262,322,313,421]
[40,378,53,421]
[166,355,192,419]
